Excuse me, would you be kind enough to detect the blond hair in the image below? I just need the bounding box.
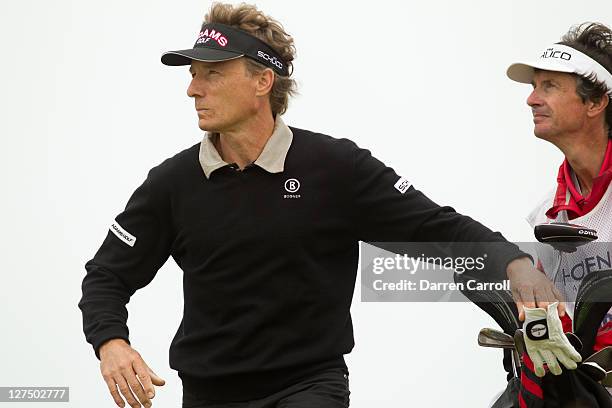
[205,3,297,115]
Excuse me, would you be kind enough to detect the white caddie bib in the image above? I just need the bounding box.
[527,182,612,326]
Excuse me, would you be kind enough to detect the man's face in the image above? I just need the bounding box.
[526,70,588,142]
[187,58,263,133]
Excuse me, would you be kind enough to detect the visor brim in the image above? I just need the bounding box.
[507,60,576,84]
[161,48,244,66]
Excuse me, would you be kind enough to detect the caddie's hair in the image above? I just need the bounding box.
[560,22,612,137]
[205,2,297,116]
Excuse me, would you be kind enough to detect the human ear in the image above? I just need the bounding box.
[586,93,609,118]
[255,68,275,97]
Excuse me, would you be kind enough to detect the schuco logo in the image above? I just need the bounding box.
[257,50,283,70]
[541,47,571,61]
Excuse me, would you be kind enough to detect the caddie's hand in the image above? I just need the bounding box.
[99,339,166,408]
[506,257,566,321]
[521,302,582,377]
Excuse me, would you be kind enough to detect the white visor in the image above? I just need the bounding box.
[507,43,612,94]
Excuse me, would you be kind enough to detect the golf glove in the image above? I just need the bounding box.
[522,302,582,377]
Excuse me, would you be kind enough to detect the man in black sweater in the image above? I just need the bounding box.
[78,3,564,408]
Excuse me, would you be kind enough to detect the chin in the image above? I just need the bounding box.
[197,119,218,133]
[533,128,556,143]
[533,124,545,136]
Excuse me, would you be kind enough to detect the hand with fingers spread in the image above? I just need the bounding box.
[506,257,566,321]
[99,339,166,408]
[521,302,582,377]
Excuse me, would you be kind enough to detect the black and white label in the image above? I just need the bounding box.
[526,319,549,341]
[394,177,411,194]
[110,220,136,247]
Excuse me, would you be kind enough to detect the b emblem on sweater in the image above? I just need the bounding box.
[283,178,301,199]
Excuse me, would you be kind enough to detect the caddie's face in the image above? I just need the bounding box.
[187,58,261,133]
[526,70,588,142]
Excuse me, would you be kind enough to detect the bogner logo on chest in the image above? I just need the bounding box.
[283,178,301,199]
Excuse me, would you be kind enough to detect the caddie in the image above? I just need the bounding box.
[506,22,612,405]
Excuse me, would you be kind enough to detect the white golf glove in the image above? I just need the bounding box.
[522,302,582,377]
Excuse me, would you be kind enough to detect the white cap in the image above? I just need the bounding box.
[507,43,612,94]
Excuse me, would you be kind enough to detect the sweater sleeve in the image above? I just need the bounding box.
[349,141,530,279]
[78,168,174,359]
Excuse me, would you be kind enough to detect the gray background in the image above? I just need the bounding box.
[2,0,611,406]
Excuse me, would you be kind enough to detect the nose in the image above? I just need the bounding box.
[187,77,204,98]
[526,88,542,108]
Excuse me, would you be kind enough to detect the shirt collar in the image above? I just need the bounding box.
[198,115,293,179]
[546,139,612,219]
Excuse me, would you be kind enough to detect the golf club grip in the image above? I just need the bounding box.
[454,272,519,334]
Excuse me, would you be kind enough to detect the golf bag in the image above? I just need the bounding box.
[455,268,612,407]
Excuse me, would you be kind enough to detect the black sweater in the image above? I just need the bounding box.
[78,127,526,400]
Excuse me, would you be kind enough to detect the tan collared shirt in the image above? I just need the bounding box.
[198,116,293,179]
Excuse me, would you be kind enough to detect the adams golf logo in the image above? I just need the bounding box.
[110,220,136,247]
[196,29,228,47]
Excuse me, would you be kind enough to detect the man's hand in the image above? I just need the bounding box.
[99,339,166,408]
[506,257,566,321]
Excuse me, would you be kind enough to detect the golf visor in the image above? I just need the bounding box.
[161,22,290,76]
[507,43,612,94]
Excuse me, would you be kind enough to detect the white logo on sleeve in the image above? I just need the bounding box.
[110,220,136,247]
[394,177,411,194]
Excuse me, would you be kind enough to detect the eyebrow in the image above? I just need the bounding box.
[531,79,555,87]
[189,63,219,73]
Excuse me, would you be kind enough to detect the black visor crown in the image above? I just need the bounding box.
[162,23,290,76]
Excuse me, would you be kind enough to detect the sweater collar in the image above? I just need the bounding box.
[198,115,293,179]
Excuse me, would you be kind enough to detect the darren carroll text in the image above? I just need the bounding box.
[372,279,511,291]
